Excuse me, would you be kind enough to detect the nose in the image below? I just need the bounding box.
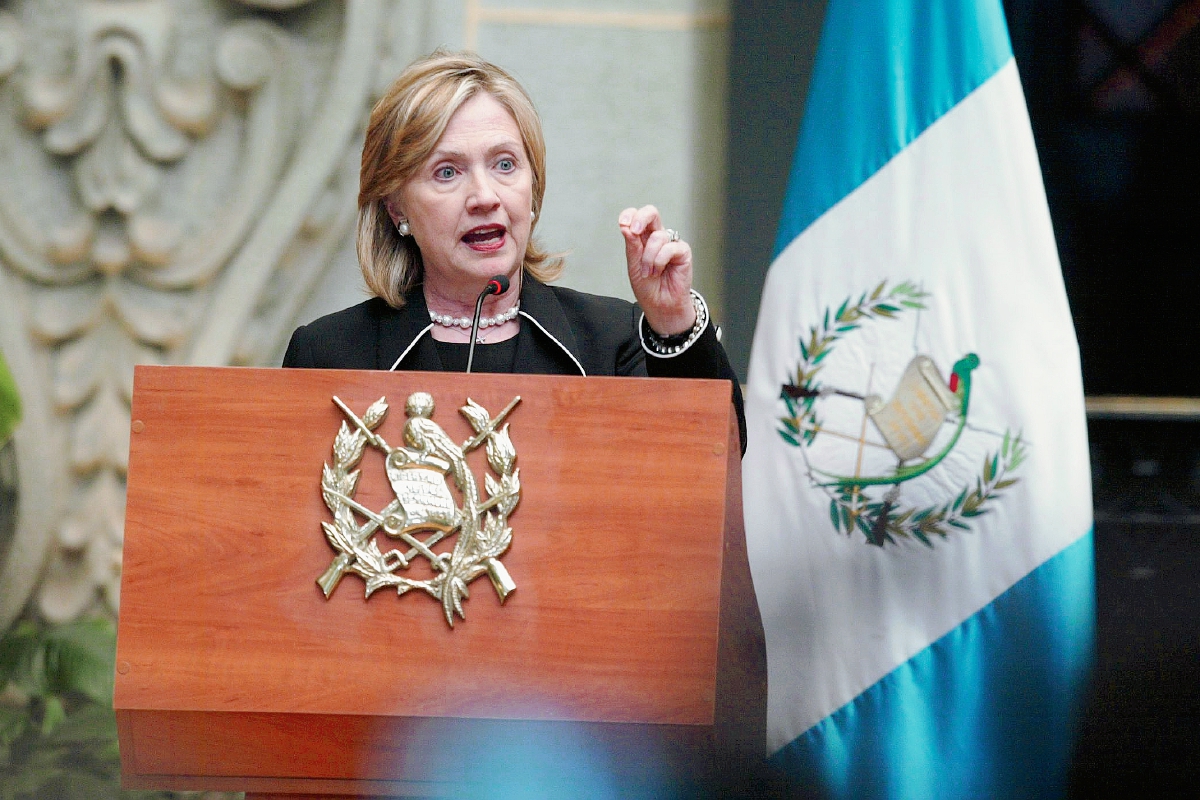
[465,166,500,212]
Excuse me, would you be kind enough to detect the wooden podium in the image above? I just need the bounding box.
[115,366,765,797]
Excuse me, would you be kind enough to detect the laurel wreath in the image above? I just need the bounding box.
[776,279,1027,548]
[779,279,929,448]
[319,397,520,625]
[828,430,1026,546]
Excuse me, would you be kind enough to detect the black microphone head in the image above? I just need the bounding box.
[487,275,510,295]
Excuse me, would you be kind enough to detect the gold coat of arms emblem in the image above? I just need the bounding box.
[316,392,521,627]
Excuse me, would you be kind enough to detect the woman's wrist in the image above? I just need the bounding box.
[643,300,698,338]
[640,290,709,358]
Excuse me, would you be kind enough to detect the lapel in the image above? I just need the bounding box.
[375,289,441,371]
[513,277,587,376]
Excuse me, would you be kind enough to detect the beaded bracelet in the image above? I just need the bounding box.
[639,289,710,358]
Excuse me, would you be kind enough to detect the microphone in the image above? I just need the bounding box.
[466,275,511,374]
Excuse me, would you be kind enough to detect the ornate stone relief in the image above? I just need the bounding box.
[0,0,420,628]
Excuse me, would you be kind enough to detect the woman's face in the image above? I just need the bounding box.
[390,92,534,298]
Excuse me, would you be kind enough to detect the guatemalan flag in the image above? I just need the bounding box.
[743,1,1095,797]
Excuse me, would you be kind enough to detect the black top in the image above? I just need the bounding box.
[283,276,746,453]
[433,338,519,373]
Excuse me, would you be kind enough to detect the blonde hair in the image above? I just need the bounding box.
[357,50,563,307]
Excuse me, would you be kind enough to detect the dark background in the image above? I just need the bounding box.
[724,0,1200,791]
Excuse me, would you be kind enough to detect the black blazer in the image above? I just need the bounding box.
[283,277,746,452]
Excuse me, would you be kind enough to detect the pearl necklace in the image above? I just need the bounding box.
[428,302,520,330]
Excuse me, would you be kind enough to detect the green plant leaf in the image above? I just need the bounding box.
[39,696,65,737]
[0,616,132,800]
[0,351,22,448]
[0,621,43,693]
[43,618,115,705]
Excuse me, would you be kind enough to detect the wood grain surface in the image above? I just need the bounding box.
[115,366,761,794]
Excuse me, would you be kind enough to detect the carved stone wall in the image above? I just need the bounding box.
[0,0,426,629]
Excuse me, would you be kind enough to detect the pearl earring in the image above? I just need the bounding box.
[396,218,411,236]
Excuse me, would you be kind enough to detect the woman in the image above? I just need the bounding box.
[283,50,745,452]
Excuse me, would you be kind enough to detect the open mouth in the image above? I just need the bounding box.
[462,226,506,249]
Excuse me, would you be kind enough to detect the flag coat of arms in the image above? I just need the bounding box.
[742,0,1095,797]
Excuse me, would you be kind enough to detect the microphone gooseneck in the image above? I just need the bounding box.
[466,274,511,374]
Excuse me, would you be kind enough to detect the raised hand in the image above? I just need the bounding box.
[618,204,697,336]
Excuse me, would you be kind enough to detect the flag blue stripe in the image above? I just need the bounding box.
[771,532,1096,800]
[773,0,1014,256]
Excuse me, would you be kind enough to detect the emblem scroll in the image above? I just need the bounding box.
[317,392,521,627]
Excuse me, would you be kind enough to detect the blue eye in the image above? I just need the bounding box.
[497,158,515,172]
[435,166,456,180]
